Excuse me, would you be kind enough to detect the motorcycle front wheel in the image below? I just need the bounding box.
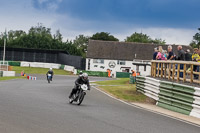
[77,92,86,105]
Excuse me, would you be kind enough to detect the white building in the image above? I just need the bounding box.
[86,40,153,77]
[86,40,193,78]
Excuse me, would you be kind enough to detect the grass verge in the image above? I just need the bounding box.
[95,78,149,103]
[0,76,25,81]
[12,66,72,75]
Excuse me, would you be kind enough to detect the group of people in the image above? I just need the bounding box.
[153,45,189,61]
[153,45,200,79]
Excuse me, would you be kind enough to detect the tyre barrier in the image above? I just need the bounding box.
[27,76,37,80]
[136,76,200,119]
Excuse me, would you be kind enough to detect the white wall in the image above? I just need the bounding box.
[86,58,151,77]
[3,71,15,77]
[21,61,76,73]
[21,62,61,69]
[64,65,75,72]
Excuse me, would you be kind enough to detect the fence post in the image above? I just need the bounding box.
[172,64,175,81]
[183,64,186,82]
[168,63,171,80]
[164,63,167,78]
[157,63,160,77]
[190,64,193,83]
[154,62,156,77]
[177,63,180,81]
[151,62,154,77]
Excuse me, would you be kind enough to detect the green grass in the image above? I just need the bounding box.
[12,66,72,75]
[95,78,147,103]
[0,76,25,81]
[95,78,130,85]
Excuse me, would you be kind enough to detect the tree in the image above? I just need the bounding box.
[90,32,119,41]
[152,38,166,45]
[0,24,83,56]
[63,40,82,56]
[125,32,151,43]
[73,35,90,58]
[125,32,166,44]
[54,30,63,42]
[190,28,200,48]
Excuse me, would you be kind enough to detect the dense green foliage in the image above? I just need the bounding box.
[0,24,170,58]
[90,32,119,41]
[0,24,82,56]
[190,28,200,48]
[125,32,166,44]
[73,35,90,58]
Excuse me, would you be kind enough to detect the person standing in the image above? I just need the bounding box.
[167,45,174,60]
[185,49,192,61]
[192,48,200,79]
[176,45,185,78]
[153,47,158,60]
[176,45,185,61]
[156,46,166,60]
[107,69,111,78]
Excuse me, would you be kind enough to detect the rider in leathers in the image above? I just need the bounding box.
[69,73,90,98]
[46,68,54,81]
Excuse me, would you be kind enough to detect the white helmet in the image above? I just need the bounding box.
[82,73,88,81]
[50,68,53,71]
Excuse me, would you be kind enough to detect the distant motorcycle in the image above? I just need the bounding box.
[47,74,52,83]
[69,84,88,105]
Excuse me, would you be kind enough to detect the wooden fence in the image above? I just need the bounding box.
[151,60,200,84]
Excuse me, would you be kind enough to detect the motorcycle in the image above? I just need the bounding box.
[47,74,52,83]
[69,84,88,105]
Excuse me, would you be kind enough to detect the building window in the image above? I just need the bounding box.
[117,60,126,65]
[144,66,146,71]
[93,59,104,64]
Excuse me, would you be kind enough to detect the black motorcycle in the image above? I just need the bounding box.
[69,84,88,105]
[47,74,52,83]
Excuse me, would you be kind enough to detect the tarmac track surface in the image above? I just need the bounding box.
[0,75,199,133]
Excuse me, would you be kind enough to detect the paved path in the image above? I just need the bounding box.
[0,75,199,133]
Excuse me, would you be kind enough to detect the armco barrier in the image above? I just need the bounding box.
[8,61,21,66]
[0,71,3,77]
[136,76,200,119]
[77,70,108,77]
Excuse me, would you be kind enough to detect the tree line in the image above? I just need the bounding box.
[0,24,199,58]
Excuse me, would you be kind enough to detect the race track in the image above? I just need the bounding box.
[0,75,199,133]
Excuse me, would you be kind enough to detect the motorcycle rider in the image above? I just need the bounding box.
[46,68,54,81]
[69,73,90,99]
[79,71,83,77]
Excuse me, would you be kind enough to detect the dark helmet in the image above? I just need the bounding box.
[79,71,83,75]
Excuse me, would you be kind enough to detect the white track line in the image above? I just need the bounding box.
[92,86,200,128]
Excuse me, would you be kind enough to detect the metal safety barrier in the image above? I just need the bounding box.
[136,76,200,119]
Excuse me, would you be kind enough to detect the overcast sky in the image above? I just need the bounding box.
[0,0,199,45]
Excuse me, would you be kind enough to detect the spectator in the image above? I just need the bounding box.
[153,47,158,60]
[176,45,185,78]
[163,50,168,59]
[176,45,185,61]
[156,46,166,60]
[192,48,200,79]
[185,49,192,61]
[167,45,174,60]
